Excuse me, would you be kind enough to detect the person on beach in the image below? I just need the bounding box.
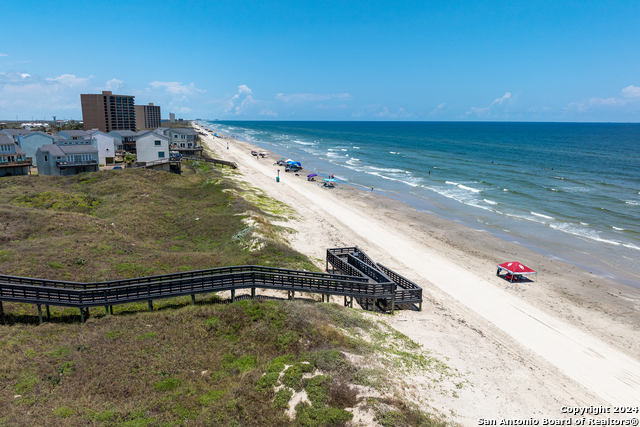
[371,186,374,192]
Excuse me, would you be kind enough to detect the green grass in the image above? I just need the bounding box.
[0,166,318,289]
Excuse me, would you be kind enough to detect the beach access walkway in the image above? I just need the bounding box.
[0,247,421,324]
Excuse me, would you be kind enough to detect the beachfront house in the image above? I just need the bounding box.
[109,130,139,153]
[1,129,31,142]
[158,127,203,157]
[36,139,98,176]
[87,130,116,165]
[0,134,31,177]
[135,131,170,168]
[55,130,93,140]
[15,131,57,166]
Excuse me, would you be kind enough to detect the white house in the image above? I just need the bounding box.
[135,131,170,168]
[87,129,116,165]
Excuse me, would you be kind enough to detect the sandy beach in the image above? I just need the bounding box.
[195,124,640,424]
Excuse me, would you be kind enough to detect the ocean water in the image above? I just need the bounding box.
[200,121,640,287]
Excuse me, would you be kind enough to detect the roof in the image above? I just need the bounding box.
[14,146,26,155]
[59,145,98,154]
[38,144,66,157]
[169,128,198,135]
[0,134,15,145]
[137,130,168,140]
[110,130,138,137]
[3,129,30,136]
[56,130,92,137]
[24,131,55,139]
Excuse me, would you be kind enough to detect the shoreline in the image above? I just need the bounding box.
[201,121,640,289]
[194,123,640,422]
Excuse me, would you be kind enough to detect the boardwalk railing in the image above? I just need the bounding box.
[327,246,423,311]
[0,247,421,322]
[182,155,237,169]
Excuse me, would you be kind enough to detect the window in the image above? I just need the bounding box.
[158,151,165,158]
[44,155,48,162]
[154,140,161,146]
[181,135,186,139]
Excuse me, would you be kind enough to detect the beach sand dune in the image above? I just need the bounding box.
[196,125,640,423]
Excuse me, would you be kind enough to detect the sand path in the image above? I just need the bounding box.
[196,126,640,412]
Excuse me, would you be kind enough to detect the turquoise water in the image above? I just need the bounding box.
[201,121,640,287]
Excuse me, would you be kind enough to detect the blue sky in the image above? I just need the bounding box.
[1,0,639,121]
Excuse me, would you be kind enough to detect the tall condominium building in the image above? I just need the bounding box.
[134,103,161,130]
[81,91,135,133]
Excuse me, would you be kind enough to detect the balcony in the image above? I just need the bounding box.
[56,160,97,167]
[0,159,32,167]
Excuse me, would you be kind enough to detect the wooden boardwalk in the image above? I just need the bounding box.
[0,247,421,323]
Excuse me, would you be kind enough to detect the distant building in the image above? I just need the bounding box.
[0,134,31,176]
[169,113,175,122]
[36,139,98,176]
[55,130,92,140]
[81,91,136,133]
[15,131,57,166]
[2,128,31,142]
[134,103,161,130]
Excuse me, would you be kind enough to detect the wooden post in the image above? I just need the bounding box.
[46,305,51,320]
[0,301,3,318]
[37,304,43,325]
[327,295,330,303]
[418,302,422,312]
[344,296,347,306]
[191,295,196,305]
[321,294,324,302]
[109,305,114,315]
[251,288,256,299]
[231,290,235,303]
[390,296,395,315]
[148,300,153,311]
[80,308,85,324]
[350,296,353,308]
[105,306,109,315]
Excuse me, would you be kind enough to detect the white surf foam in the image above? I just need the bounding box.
[484,199,498,205]
[612,226,625,231]
[531,212,555,220]
[625,200,640,206]
[458,184,481,193]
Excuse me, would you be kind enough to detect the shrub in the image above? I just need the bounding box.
[294,402,353,426]
[47,261,63,269]
[153,378,181,391]
[273,389,293,410]
[53,406,74,418]
[198,390,224,406]
[255,372,280,392]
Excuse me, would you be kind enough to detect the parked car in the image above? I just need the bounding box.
[113,166,122,170]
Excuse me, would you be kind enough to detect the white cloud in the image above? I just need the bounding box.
[374,106,413,118]
[467,92,513,116]
[0,53,7,57]
[238,84,252,94]
[224,85,260,115]
[149,81,205,95]
[259,109,278,117]
[621,85,640,98]
[176,106,193,113]
[275,92,352,103]
[0,71,93,116]
[494,92,511,105]
[105,78,124,91]
[45,74,91,87]
[430,102,446,116]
